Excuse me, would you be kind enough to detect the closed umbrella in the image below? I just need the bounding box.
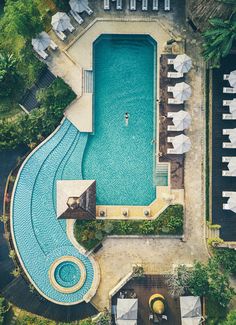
[229,99,236,114]
[69,0,88,13]
[228,70,236,88]
[173,82,192,101]
[32,32,50,51]
[173,54,192,73]
[172,134,191,154]
[172,110,192,130]
[51,12,71,32]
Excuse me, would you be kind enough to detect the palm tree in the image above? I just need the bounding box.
[0,53,18,96]
[202,15,236,67]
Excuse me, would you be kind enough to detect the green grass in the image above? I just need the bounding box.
[74,205,184,250]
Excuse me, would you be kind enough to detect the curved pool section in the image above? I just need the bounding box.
[11,119,98,305]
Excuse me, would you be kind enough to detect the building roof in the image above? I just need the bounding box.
[56,180,96,219]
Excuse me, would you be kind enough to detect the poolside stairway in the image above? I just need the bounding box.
[206,224,220,241]
[155,162,169,186]
[83,70,93,93]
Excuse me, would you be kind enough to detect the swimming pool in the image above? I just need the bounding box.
[83,34,157,206]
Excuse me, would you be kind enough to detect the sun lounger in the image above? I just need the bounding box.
[223,87,236,94]
[222,157,232,163]
[222,191,235,197]
[167,72,183,78]
[223,142,236,149]
[222,171,236,176]
[167,86,175,92]
[36,50,48,60]
[153,0,158,10]
[223,100,232,106]
[68,23,75,32]
[142,0,148,10]
[168,58,175,64]
[167,112,175,118]
[49,40,58,50]
[223,204,229,210]
[167,148,178,154]
[168,98,184,105]
[224,74,230,80]
[167,125,180,131]
[53,29,66,41]
[85,6,93,15]
[130,0,136,10]
[167,137,175,143]
[104,0,110,10]
[164,0,170,11]
[70,10,84,24]
[223,113,236,120]
[116,0,122,9]
[223,129,233,135]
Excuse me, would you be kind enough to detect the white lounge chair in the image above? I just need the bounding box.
[222,191,235,197]
[53,29,66,41]
[167,125,179,131]
[223,129,233,135]
[168,58,175,65]
[50,40,58,50]
[168,98,183,105]
[222,157,232,163]
[222,171,236,176]
[167,148,178,154]
[117,0,122,9]
[70,10,84,24]
[167,72,183,78]
[224,74,230,80]
[153,0,158,10]
[223,113,236,120]
[223,142,236,149]
[223,100,232,106]
[130,0,136,10]
[85,6,93,15]
[223,204,229,210]
[223,87,236,94]
[167,137,175,143]
[142,0,148,10]
[164,0,170,11]
[68,23,75,32]
[104,0,110,10]
[167,86,175,92]
[167,112,175,118]
[36,50,48,60]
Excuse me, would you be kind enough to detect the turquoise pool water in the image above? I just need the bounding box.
[54,261,81,288]
[83,34,157,205]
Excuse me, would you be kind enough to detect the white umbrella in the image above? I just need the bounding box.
[173,54,192,73]
[229,129,236,145]
[172,134,191,154]
[228,70,236,88]
[69,0,88,13]
[172,110,192,130]
[228,158,236,174]
[229,99,236,114]
[227,195,236,213]
[51,12,71,32]
[32,32,50,51]
[173,82,192,101]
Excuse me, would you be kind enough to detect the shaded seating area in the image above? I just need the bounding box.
[51,12,75,40]
[32,32,58,60]
[167,110,192,131]
[167,134,191,154]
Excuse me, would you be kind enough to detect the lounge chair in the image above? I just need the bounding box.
[223,204,229,210]
[152,0,158,10]
[223,87,236,94]
[168,58,175,64]
[167,137,175,143]
[164,0,170,11]
[222,142,236,149]
[222,191,235,197]
[222,157,232,163]
[116,0,122,9]
[222,171,236,176]
[223,100,232,106]
[68,23,75,32]
[53,29,66,41]
[142,0,148,10]
[167,148,178,154]
[85,6,93,15]
[223,129,233,135]
[70,10,84,24]
[168,98,183,104]
[36,49,48,60]
[224,74,230,80]
[104,0,110,10]
[167,72,183,78]
[223,113,236,120]
[167,86,175,92]
[50,40,58,50]
[130,0,136,10]
[167,125,180,131]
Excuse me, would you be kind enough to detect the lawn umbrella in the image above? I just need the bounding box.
[228,70,236,88]
[69,0,88,13]
[172,110,192,130]
[173,54,192,73]
[51,12,71,32]
[172,134,191,154]
[31,32,50,51]
[172,82,192,101]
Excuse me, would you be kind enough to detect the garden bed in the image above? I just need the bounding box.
[74,205,184,251]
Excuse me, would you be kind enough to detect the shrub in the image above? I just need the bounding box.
[213,248,236,275]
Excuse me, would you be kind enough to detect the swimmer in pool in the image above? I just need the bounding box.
[124,112,129,126]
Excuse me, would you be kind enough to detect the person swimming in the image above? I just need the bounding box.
[124,112,129,126]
